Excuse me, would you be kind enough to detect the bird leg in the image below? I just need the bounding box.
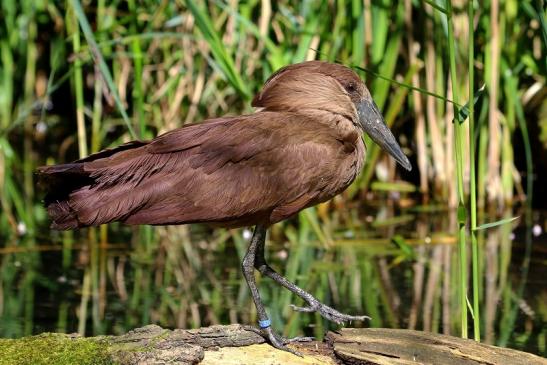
[242,225,308,355]
[253,226,370,325]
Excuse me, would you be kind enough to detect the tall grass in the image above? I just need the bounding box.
[444,0,469,338]
[467,0,481,342]
[0,0,544,349]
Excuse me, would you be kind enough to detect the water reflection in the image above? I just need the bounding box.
[0,205,545,356]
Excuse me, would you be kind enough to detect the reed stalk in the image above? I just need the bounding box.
[445,0,467,338]
[468,0,481,342]
[90,0,106,154]
[128,0,145,138]
[0,2,543,353]
[68,1,87,159]
[22,0,36,233]
[487,0,502,205]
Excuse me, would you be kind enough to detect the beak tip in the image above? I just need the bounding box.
[395,155,412,172]
[401,158,412,172]
[403,159,412,171]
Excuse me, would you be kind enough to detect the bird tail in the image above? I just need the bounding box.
[37,140,148,230]
[37,163,93,230]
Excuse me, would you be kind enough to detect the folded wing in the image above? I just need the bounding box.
[38,112,347,229]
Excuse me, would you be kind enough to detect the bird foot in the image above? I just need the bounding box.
[245,325,313,356]
[290,301,370,324]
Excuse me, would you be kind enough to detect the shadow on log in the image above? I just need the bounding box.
[0,325,545,365]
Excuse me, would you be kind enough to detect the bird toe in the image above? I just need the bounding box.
[262,326,303,356]
[290,300,371,324]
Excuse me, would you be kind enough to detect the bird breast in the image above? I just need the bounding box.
[313,114,365,202]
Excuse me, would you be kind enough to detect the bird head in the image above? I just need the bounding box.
[252,61,411,171]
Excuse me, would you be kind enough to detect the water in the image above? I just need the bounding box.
[0,205,545,357]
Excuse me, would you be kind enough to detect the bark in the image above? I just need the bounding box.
[326,328,547,365]
[1,325,545,365]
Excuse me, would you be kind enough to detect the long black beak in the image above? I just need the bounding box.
[357,99,412,171]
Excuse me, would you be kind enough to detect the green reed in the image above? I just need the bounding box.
[468,0,480,342]
[444,0,468,338]
[1,2,540,214]
[0,0,544,353]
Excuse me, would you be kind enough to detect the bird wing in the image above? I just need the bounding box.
[50,111,352,228]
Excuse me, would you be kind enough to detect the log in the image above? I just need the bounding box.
[0,325,544,365]
[325,328,547,365]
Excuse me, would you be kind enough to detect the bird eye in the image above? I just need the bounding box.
[345,83,356,93]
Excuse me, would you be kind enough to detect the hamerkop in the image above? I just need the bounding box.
[38,61,411,353]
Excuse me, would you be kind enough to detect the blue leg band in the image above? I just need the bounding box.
[258,319,271,329]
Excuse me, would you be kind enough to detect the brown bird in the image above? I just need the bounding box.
[38,61,411,353]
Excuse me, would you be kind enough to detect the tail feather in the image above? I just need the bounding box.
[37,140,150,230]
[47,200,79,230]
[36,163,92,229]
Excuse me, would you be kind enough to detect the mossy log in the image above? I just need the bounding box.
[0,325,545,365]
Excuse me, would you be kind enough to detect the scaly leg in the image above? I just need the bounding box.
[253,227,370,324]
[242,225,304,354]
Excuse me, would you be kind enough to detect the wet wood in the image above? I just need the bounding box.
[326,328,547,365]
[108,324,335,365]
[2,325,545,365]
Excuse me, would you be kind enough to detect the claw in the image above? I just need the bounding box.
[288,336,314,343]
[289,304,316,313]
[245,325,309,356]
[262,326,303,356]
[290,301,371,324]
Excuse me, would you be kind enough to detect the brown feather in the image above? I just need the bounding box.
[37,61,369,230]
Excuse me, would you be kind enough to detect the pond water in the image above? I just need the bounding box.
[0,204,545,357]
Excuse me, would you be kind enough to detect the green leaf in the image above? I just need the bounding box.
[213,0,285,70]
[454,84,486,124]
[532,0,547,69]
[457,205,467,225]
[422,0,447,14]
[466,297,475,319]
[391,235,414,259]
[370,181,417,192]
[355,65,462,108]
[371,214,415,228]
[473,216,520,231]
[70,0,136,139]
[186,0,250,99]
